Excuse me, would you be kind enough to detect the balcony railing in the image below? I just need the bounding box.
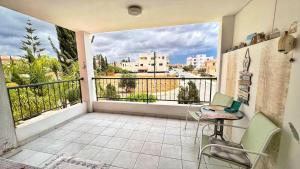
[7,78,83,125]
[93,77,217,104]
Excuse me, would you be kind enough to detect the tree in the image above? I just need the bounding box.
[49,25,77,75]
[119,73,136,93]
[177,81,199,104]
[105,84,119,100]
[49,59,61,80]
[183,65,194,72]
[20,19,45,62]
[187,81,199,102]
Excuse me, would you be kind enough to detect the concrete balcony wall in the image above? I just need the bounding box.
[93,101,203,119]
[16,103,87,145]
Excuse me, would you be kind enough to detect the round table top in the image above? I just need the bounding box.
[199,105,244,120]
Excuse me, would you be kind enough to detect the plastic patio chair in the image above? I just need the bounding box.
[184,92,233,143]
[198,112,280,169]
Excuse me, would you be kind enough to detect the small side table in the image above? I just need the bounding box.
[199,106,244,140]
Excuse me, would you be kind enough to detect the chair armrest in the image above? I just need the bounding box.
[200,144,268,157]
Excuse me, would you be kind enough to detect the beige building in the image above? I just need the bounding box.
[138,52,169,73]
[204,59,216,76]
[119,52,169,73]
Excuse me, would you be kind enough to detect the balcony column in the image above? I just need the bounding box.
[0,58,17,155]
[76,31,95,112]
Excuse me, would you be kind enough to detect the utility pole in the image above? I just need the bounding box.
[154,51,156,78]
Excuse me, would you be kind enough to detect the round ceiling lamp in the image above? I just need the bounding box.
[128,5,142,16]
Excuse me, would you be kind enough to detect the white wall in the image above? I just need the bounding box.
[16,103,87,144]
[224,0,300,168]
[93,101,202,119]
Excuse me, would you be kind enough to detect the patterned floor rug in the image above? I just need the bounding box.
[42,155,110,169]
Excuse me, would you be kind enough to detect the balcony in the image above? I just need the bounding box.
[5,112,234,169]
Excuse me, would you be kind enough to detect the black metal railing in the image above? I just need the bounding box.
[7,78,83,125]
[93,77,217,104]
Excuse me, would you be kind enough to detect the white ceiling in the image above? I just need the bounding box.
[0,0,250,33]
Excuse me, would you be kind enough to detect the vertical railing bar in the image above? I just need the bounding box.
[146,78,149,103]
[95,78,98,101]
[67,81,70,105]
[34,87,38,115]
[41,85,46,112]
[204,80,207,102]
[183,78,186,103]
[26,87,31,118]
[47,84,52,110]
[160,79,162,101]
[209,79,213,102]
[199,79,202,102]
[164,79,166,101]
[16,88,23,120]
[58,82,63,107]
[53,83,57,109]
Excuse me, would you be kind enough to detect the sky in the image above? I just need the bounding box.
[0,6,219,64]
[0,6,59,57]
[92,23,219,64]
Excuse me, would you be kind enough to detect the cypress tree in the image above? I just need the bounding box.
[49,25,77,74]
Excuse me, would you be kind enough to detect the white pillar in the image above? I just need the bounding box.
[76,31,95,112]
[0,58,17,155]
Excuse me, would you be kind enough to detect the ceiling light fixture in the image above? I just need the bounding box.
[128,5,142,16]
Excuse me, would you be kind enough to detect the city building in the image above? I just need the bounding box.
[119,60,138,72]
[0,55,21,64]
[186,54,214,69]
[138,52,169,73]
[204,59,216,76]
[118,52,169,73]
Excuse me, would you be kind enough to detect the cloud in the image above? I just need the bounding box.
[0,6,219,64]
[0,6,59,56]
[92,22,219,63]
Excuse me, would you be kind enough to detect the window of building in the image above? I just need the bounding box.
[162,56,165,59]
[159,63,163,66]
[151,64,155,66]
[140,64,143,66]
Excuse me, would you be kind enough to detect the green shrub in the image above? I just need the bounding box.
[67,88,80,105]
[126,93,157,103]
[177,81,199,104]
[105,84,119,100]
[119,73,136,92]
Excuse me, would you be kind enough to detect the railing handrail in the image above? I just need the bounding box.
[7,78,84,89]
[92,77,217,80]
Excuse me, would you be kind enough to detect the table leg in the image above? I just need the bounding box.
[212,120,225,140]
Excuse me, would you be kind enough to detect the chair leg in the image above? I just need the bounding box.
[194,118,201,143]
[198,152,203,169]
[184,112,188,130]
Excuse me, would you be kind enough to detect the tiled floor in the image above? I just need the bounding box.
[8,112,236,169]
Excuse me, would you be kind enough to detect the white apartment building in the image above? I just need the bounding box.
[186,54,213,69]
[119,61,139,72]
[119,52,169,73]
